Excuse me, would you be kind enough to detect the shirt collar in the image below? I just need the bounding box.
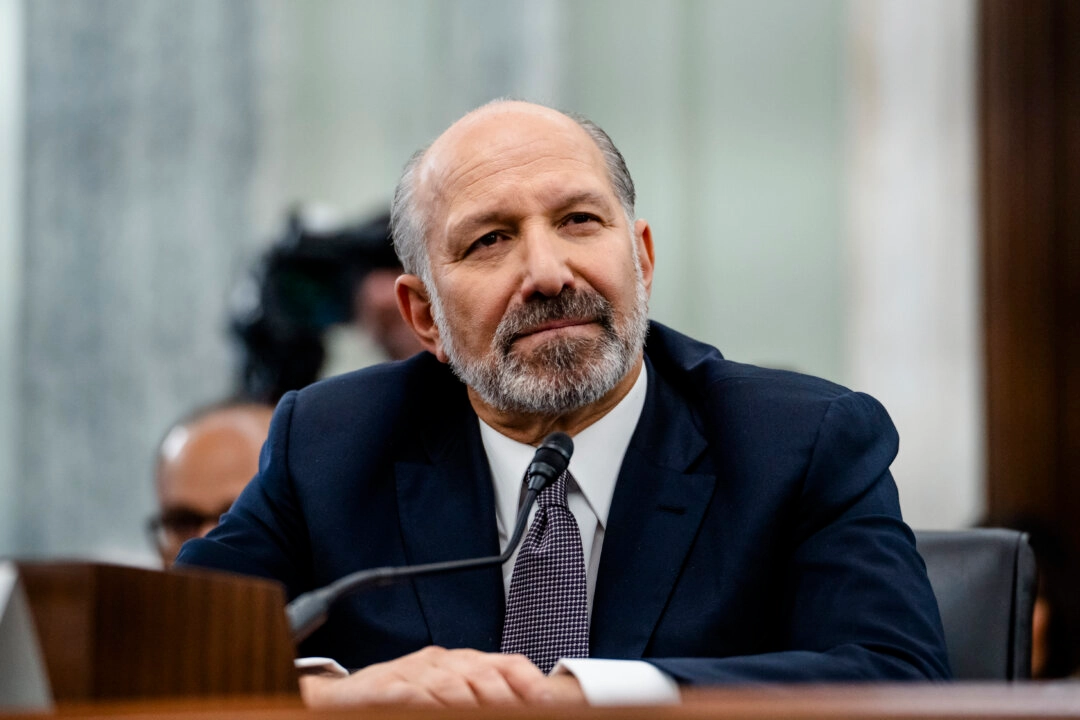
[480,362,648,533]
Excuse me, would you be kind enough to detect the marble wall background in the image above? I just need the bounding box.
[1,0,980,564]
[0,0,25,554]
[846,0,982,530]
[15,0,261,561]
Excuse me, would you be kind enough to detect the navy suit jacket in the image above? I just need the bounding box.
[177,322,950,684]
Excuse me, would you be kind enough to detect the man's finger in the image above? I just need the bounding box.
[376,679,442,707]
[492,653,554,702]
[429,649,522,706]
[431,649,533,706]
[416,665,481,706]
[463,665,526,705]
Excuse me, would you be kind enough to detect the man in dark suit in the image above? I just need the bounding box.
[177,100,949,707]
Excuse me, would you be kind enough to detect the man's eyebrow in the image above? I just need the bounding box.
[448,190,617,239]
[550,190,615,214]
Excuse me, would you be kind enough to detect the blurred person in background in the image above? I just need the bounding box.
[148,400,273,566]
[230,208,422,404]
[149,209,419,565]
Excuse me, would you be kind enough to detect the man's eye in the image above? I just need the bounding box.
[160,509,211,534]
[565,213,599,226]
[467,232,501,254]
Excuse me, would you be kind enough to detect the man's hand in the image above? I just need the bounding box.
[299,646,587,708]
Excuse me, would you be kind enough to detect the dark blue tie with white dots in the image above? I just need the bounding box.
[500,469,589,673]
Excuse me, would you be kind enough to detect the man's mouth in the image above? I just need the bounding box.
[514,317,596,341]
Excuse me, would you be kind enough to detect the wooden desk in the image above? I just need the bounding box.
[7,683,1080,719]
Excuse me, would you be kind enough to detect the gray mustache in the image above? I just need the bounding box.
[495,290,615,354]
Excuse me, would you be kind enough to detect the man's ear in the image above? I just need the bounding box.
[395,274,449,363]
[634,219,656,296]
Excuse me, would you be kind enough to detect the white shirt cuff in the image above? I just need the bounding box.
[294,656,349,678]
[551,658,680,706]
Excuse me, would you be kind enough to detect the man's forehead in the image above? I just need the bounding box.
[415,102,610,219]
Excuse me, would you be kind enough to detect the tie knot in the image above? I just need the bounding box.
[536,469,571,509]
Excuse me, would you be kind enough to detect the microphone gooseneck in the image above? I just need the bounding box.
[286,431,574,643]
[525,432,573,492]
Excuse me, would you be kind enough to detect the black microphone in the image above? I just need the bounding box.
[286,431,573,643]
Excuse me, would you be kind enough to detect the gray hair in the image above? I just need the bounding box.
[389,103,636,283]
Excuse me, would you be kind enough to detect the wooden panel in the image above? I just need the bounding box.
[1056,0,1080,575]
[17,563,299,702]
[981,5,1080,543]
[5,684,1080,720]
[14,564,96,701]
[981,0,1059,519]
[980,0,1080,676]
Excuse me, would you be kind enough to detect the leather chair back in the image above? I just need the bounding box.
[915,528,1036,680]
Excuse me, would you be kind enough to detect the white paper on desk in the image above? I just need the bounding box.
[0,562,53,711]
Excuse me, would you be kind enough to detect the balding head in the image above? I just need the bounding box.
[391,101,636,282]
[152,402,273,565]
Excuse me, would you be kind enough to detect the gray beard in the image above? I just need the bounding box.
[431,281,649,416]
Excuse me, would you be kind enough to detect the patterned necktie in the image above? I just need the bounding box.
[500,469,589,673]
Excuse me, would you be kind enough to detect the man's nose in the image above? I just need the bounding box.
[519,228,574,299]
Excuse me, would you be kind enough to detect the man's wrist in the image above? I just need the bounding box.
[542,672,587,704]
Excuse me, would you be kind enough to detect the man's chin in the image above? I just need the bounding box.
[508,334,607,373]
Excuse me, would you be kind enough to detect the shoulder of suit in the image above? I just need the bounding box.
[288,352,462,421]
[645,321,862,411]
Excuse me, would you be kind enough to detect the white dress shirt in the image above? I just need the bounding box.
[478,364,680,705]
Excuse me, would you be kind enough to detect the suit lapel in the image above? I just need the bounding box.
[394,379,505,652]
[591,358,716,658]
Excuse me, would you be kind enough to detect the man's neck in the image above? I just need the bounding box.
[467,356,645,446]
